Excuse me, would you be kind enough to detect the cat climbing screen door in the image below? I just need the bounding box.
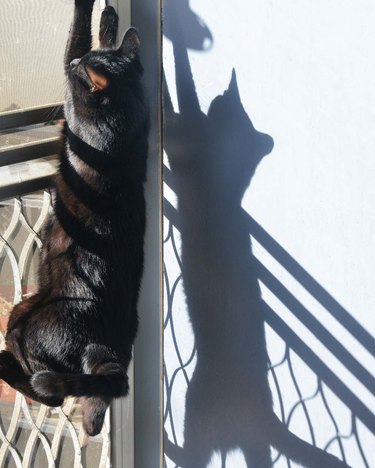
[0,1,131,466]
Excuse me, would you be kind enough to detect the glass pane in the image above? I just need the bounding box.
[0,0,102,113]
[0,0,103,188]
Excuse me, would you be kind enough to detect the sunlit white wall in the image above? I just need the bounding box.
[163,1,375,467]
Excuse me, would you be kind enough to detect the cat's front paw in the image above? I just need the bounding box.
[99,6,119,48]
[100,5,118,21]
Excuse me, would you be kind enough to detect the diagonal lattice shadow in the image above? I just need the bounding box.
[164,197,374,468]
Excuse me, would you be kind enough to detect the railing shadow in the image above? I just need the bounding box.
[162,0,374,467]
[164,197,374,466]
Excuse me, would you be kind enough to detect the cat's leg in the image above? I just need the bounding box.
[0,351,63,407]
[64,0,96,73]
[80,343,119,436]
[6,292,43,333]
[80,395,111,436]
[99,6,119,49]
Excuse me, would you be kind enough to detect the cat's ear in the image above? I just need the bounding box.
[118,27,140,58]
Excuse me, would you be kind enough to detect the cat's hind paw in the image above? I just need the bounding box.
[31,371,66,400]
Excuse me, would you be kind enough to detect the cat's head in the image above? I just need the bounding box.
[66,28,143,119]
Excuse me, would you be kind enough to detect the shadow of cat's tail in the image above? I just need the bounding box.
[164,414,352,468]
[268,413,351,468]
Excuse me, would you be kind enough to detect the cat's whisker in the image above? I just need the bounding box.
[42,103,63,124]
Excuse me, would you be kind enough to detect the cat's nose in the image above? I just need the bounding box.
[70,58,80,69]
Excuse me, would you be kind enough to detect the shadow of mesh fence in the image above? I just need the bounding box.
[163,210,374,468]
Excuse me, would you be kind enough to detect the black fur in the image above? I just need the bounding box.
[0,1,148,436]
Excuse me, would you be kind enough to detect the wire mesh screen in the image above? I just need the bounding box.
[0,192,110,468]
[163,202,374,468]
[0,0,102,114]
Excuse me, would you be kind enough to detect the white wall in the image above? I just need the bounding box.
[163,1,375,467]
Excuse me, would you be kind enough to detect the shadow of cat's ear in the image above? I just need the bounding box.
[227,69,240,98]
[118,27,140,58]
[207,68,243,121]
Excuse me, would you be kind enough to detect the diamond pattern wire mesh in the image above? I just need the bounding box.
[163,210,374,468]
[0,192,110,468]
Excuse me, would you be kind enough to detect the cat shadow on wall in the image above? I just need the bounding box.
[163,1,351,467]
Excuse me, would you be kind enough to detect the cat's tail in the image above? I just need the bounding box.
[0,350,64,407]
[268,413,351,468]
[30,362,129,401]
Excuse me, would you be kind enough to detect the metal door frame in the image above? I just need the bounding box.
[111,0,163,467]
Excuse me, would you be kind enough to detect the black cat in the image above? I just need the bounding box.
[0,0,148,436]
